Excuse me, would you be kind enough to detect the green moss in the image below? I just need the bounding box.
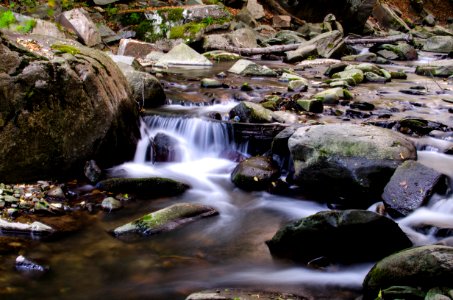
[51,44,80,55]
[169,22,205,40]
[16,19,36,33]
[158,8,184,22]
[0,10,17,28]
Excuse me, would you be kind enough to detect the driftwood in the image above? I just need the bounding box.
[344,34,413,45]
[206,43,302,55]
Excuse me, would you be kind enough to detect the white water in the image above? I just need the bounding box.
[110,116,453,291]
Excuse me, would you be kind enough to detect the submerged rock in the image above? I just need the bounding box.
[363,245,453,299]
[96,177,190,197]
[382,160,447,216]
[288,124,417,206]
[231,156,280,191]
[266,210,412,264]
[15,255,49,277]
[0,217,54,236]
[113,203,218,236]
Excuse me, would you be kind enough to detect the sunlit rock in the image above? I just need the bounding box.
[228,59,277,76]
[229,101,273,123]
[59,8,102,47]
[231,156,280,191]
[155,43,213,67]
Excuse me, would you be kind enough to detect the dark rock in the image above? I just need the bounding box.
[373,43,418,61]
[95,177,190,197]
[349,101,375,111]
[399,89,427,96]
[382,161,447,217]
[113,203,218,236]
[324,62,348,77]
[101,197,123,211]
[0,32,140,182]
[231,156,281,191]
[153,133,180,162]
[15,255,49,277]
[345,109,372,119]
[379,286,426,300]
[288,124,417,206]
[84,160,102,184]
[266,210,412,264]
[363,245,453,299]
[396,118,449,136]
[297,99,324,113]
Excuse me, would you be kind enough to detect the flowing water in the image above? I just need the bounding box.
[2,61,453,299]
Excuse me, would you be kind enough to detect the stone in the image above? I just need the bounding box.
[229,101,273,123]
[246,0,265,20]
[95,177,190,197]
[273,15,291,28]
[203,50,241,61]
[376,49,400,60]
[84,160,102,183]
[201,78,223,88]
[0,33,140,181]
[423,14,436,27]
[101,197,122,211]
[15,15,65,39]
[422,36,453,53]
[108,54,143,70]
[288,124,417,206]
[415,59,453,77]
[47,186,65,199]
[363,245,453,299]
[117,39,159,59]
[155,43,213,67]
[202,34,231,52]
[264,30,306,45]
[93,0,119,4]
[364,71,387,82]
[60,8,102,47]
[271,111,298,124]
[16,255,49,276]
[375,42,418,60]
[332,68,364,84]
[382,160,447,216]
[324,62,348,77]
[153,132,180,162]
[297,99,323,113]
[228,59,277,76]
[342,52,377,62]
[266,210,412,264]
[288,79,309,92]
[313,87,350,104]
[120,68,166,109]
[0,217,54,236]
[231,156,280,191]
[113,203,218,236]
[390,71,407,79]
[284,44,318,63]
[372,1,411,32]
[229,28,258,48]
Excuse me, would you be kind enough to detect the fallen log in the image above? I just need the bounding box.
[205,43,302,55]
[344,34,413,45]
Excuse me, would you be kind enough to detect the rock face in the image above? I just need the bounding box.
[113,203,218,236]
[363,245,453,299]
[231,156,280,191]
[288,124,417,206]
[95,177,190,197]
[0,32,140,182]
[281,0,376,33]
[382,161,447,216]
[266,210,412,264]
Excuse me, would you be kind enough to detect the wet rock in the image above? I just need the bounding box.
[297,99,324,113]
[0,217,54,236]
[0,33,140,182]
[228,59,277,77]
[271,126,299,161]
[155,43,213,67]
[349,101,375,111]
[46,186,65,199]
[345,63,384,76]
[342,52,377,62]
[266,210,412,264]
[288,124,417,206]
[324,62,348,77]
[59,8,102,47]
[279,72,305,82]
[201,78,223,88]
[363,245,453,299]
[396,118,449,136]
[96,177,190,198]
[84,160,102,184]
[332,68,364,84]
[231,156,280,191]
[415,59,453,77]
[229,101,273,123]
[186,289,305,300]
[16,255,49,277]
[313,87,352,104]
[113,202,218,236]
[345,109,371,119]
[117,39,160,59]
[153,132,180,162]
[390,71,408,79]
[374,43,418,61]
[425,287,453,300]
[271,111,298,124]
[203,50,241,61]
[399,88,427,95]
[423,36,453,53]
[365,71,387,82]
[101,197,122,211]
[123,69,166,109]
[378,286,426,300]
[376,49,400,60]
[382,160,447,216]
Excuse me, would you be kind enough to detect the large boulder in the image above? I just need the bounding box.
[266,210,412,264]
[422,36,453,53]
[363,245,453,299]
[229,101,273,123]
[231,156,280,191]
[0,32,140,182]
[372,1,411,32]
[155,43,213,67]
[280,0,376,33]
[288,124,417,206]
[416,59,453,77]
[59,8,102,47]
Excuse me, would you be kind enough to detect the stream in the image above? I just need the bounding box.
[1,59,453,299]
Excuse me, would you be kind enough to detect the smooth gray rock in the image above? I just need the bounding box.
[155,43,213,67]
[246,0,265,20]
[60,8,102,47]
[422,36,453,53]
[228,59,277,76]
[117,39,160,58]
[231,156,280,191]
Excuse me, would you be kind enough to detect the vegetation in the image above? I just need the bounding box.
[0,10,16,28]
[51,44,80,55]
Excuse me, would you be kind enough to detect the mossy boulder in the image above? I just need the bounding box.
[113,203,218,236]
[332,68,364,84]
[229,101,273,123]
[0,32,140,182]
[363,245,453,300]
[266,210,412,264]
[228,59,277,77]
[313,87,352,104]
[422,36,453,53]
[415,59,453,77]
[288,124,417,206]
[231,156,280,191]
[95,177,190,197]
[374,43,418,61]
[296,99,323,113]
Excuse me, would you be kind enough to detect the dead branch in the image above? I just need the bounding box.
[206,43,303,55]
[344,34,413,45]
